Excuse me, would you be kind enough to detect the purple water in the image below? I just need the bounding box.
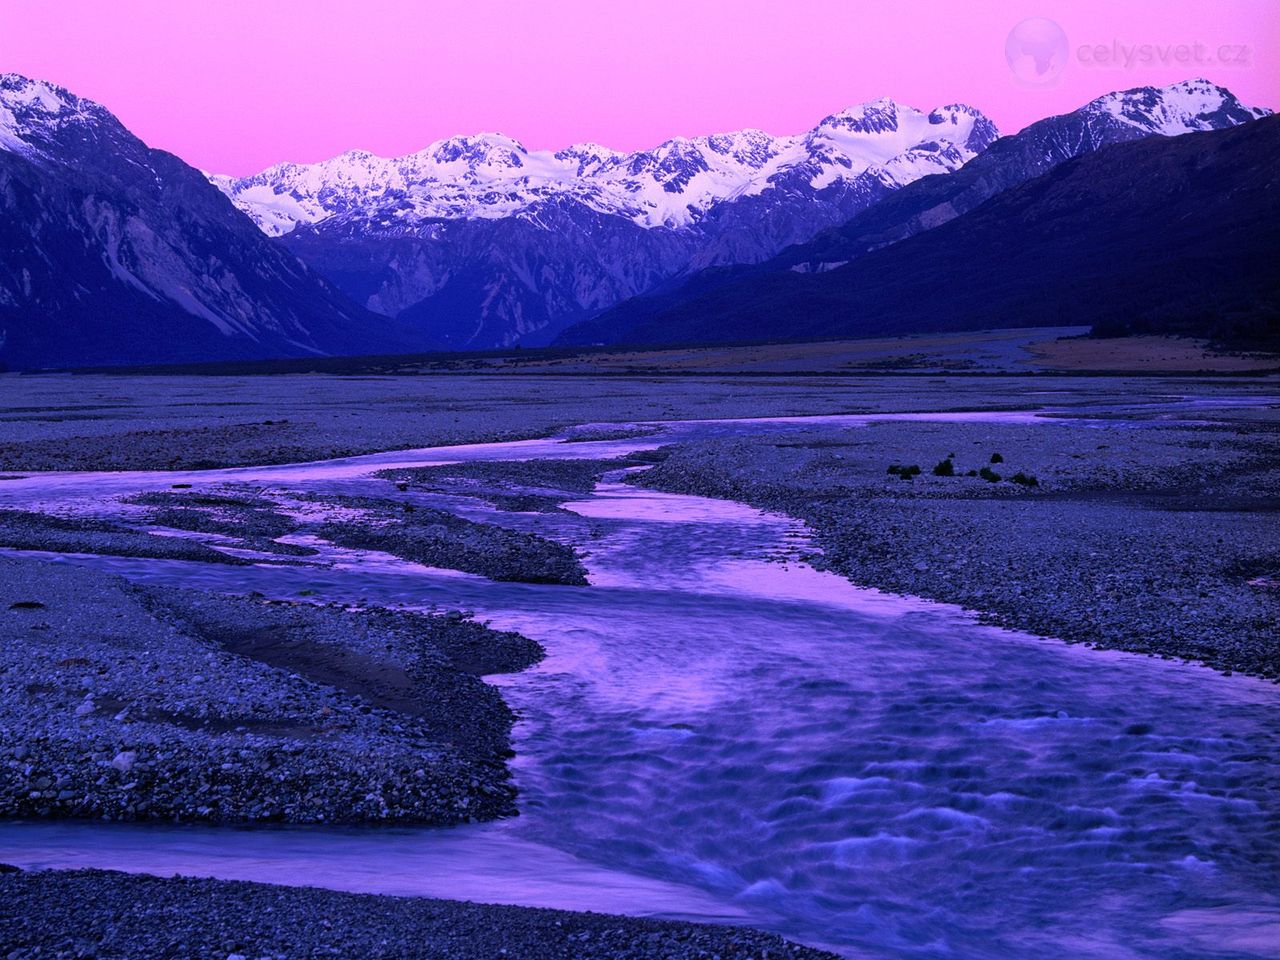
[1,407,1277,958]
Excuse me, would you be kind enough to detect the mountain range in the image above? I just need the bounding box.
[0,74,1272,368]
[557,79,1272,346]
[558,115,1280,348]
[212,100,998,348]
[0,74,418,369]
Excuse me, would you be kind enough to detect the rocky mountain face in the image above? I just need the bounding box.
[559,79,1271,346]
[0,74,419,369]
[214,101,998,348]
[557,115,1280,348]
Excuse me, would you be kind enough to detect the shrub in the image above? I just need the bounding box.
[1011,472,1039,487]
[887,464,902,475]
[990,452,1004,464]
[932,458,955,477]
[889,464,921,479]
[979,466,1002,482]
[966,469,978,477]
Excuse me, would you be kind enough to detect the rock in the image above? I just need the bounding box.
[111,751,137,774]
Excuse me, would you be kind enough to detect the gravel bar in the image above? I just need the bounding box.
[0,556,541,825]
[0,867,835,960]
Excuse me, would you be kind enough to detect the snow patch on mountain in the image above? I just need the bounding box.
[1088,77,1272,134]
[0,74,109,157]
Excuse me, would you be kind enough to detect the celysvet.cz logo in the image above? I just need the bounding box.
[1005,18,1069,86]
[1005,18,1253,86]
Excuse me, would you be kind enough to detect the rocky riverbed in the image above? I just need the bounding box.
[0,508,255,565]
[379,457,641,513]
[123,490,320,557]
[1,371,1276,958]
[0,556,540,825]
[633,415,1280,679]
[6,370,1269,472]
[0,866,836,960]
[312,493,590,584]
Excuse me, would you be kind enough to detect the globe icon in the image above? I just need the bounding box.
[1005,18,1068,85]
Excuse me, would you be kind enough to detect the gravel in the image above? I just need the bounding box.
[122,491,319,557]
[0,555,542,824]
[0,509,252,565]
[6,371,1262,472]
[314,494,589,584]
[0,372,944,471]
[634,417,1280,679]
[379,458,638,513]
[0,867,836,960]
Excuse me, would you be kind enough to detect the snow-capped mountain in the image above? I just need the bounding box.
[559,78,1272,346]
[217,100,995,236]
[5,72,1264,365]
[560,114,1280,349]
[0,74,420,368]
[214,100,999,347]
[769,78,1273,274]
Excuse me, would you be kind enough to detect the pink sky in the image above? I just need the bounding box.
[2,0,1276,175]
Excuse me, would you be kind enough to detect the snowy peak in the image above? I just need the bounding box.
[800,99,995,185]
[702,129,778,166]
[211,77,1268,260]
[554,141,623,175]
[418,133,532,177]
[0,73,417,368]
[214,98,999,235]
[814,97,906,135]
[1084,78,1271,134]
[928,104,1001,153]
[0,73,118,157]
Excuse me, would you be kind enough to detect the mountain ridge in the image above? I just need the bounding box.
[0,73,422,369]
[213,99,997,235]
[557,78,1271,347]
[212,98,1000,348]
[557,115,1280,349]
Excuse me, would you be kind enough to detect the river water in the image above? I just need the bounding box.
[1,405,1277,959]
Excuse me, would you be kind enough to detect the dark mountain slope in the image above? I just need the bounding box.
[0,75,419,369]
[573,115,1279,348]
[560,79,1270,346]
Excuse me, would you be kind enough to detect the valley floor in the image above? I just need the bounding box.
[0,368,1276,957]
